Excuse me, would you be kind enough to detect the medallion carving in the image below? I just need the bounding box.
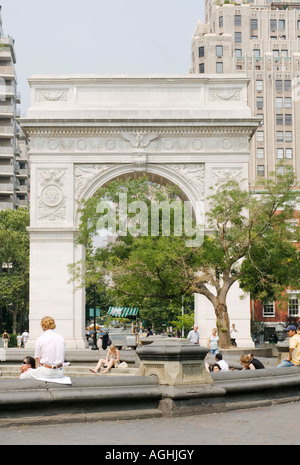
[38,169,66,221]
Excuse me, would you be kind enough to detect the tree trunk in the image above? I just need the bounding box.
[214,300,231,348]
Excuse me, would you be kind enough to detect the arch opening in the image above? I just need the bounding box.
[76,167,203,340]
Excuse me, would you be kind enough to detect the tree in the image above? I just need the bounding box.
[0,209,30,333]
[71,169,300,348]
[189,168,299,347]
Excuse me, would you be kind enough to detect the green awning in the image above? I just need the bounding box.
[108,307,139,317]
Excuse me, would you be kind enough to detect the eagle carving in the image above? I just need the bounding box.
[121,131,159,149]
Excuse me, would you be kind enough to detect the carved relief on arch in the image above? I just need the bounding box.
[37,169,67,222]
[75,163,205,205]
[74,164,112,202]
[211,168,245,193]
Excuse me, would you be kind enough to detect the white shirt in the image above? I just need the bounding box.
[22,331,29,342]
[217,360,229,371]
[34,329,66,366]
[187,330,200,345]
[19,368,35,379]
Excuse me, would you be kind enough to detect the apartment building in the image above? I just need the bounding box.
[0,7,29,210]
[191,0,300,334]
[191,0,300,188]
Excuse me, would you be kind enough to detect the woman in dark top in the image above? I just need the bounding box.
[240,353,265,370]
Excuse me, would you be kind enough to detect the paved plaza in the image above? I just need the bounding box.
[0,400,298,446]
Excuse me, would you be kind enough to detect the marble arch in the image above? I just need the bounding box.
[20,74,260,348]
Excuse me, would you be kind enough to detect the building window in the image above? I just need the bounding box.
[235,32,242,43]
[270,19,277,31]
[276,97,283,108]
[286,148,293,159]
[276,80,282,92]
[256,80,263,91]
[285,97,292,108]
[216,45,223,57]
[253,49,261,58]
[277,148,284,159]
[282,49,288,57]
[257,114,264,125]
[199,46,204,58]
[284,80,291,91]
[276,131,284,142]
[277,165,284,175]
[256,96,263,109]
[199,63,205,73]
[235,49,242,57]
[285,114,292,125]
[273,49,280,57]
[235,15,242,26]
[278,19,285,31]
[257,131,264,142]
[297,20,300,31]
[219,16,223,27]
[285,131,292,142]
[257,148,264,159]
[257,165,265,176]
[216,62,223,73]
[251,18,258,30]
[276,114,283,125]
[263,302,275,317]
[289,295,299,317]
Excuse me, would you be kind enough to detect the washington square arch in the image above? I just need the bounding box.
[20,74,260,349]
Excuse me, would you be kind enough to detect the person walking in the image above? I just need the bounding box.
[277,325,300,368]
[230,323,238,347]
[17,333,22,349]
[2,331,9,350]
[207,328,219,355]
[21,330,29,349]
[187,325,200,345]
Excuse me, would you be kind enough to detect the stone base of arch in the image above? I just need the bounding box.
[27,228,87,349]
[195,283,255,349]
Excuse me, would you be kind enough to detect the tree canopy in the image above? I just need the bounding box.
[0,208,30,333]
[71,168,300,347]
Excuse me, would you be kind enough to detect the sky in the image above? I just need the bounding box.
[0,0,205,115]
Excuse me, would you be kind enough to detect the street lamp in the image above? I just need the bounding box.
[91,284,99,351]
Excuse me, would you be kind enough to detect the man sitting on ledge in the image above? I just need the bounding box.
[277,325,300,369]
[21,316,66,380]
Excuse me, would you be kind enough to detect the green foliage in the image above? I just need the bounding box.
[71,168,300,347]
[0,208,30,333]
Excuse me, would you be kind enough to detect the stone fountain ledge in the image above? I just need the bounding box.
[0,338,298,427]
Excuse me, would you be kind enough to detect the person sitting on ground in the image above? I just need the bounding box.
[240,353,265,370]
[212,363,221,372]
[205,361,223,373]
[89,344,120,374]
[215,353,229,371]
[19,356,36,379]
